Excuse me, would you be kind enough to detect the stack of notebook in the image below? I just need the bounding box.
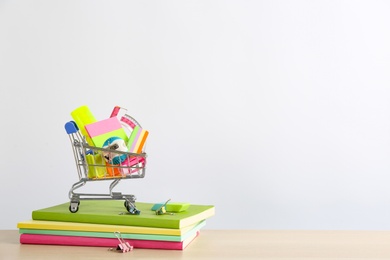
[17,200,215,250]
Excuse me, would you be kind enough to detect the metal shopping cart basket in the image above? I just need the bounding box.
[64,120,147,215]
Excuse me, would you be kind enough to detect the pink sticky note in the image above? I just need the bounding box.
[85,117,122,137]
[85,117,128,147]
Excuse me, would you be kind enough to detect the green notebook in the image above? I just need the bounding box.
[32,201,215,229]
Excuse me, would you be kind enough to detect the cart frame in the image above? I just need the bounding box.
[65,121,147,214]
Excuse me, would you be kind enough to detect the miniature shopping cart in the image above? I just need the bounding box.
[64,121,147,215]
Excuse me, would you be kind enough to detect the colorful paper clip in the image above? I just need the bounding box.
[114,231,133,253]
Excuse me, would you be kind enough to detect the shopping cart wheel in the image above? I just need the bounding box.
[69,201,80,213]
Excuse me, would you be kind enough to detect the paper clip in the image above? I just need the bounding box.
[113,231,133,253]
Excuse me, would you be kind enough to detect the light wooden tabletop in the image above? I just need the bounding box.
[2,229,390,259]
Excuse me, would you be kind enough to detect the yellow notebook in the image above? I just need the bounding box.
[17,219,204,236]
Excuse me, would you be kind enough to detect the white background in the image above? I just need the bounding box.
[1,0,390,230]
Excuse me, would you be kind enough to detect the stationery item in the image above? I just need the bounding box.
[19,231,199,250]
[113,231,133,252]
[17,220,205,236]
[86,153,106,178]
[110,106,123,118]
[105,162,122,177]
[18,221,206,242]
[84,137,143,177]
[31,201,215,229]
[151,202,191,213]
[112,156,145,175]
[155,199,172,215]
[109,106,147,154]
[70,105,97,146]
[110,106,138,130]
[127,125,141,150]
[102,137,128,165]
[85,117,128,148]
[167,203,191,213]
[120,114,138,130]
[127,125,149,154]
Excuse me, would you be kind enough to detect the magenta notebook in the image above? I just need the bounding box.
[19,231,199,250]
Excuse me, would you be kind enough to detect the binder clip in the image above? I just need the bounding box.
[113,231,133,253]
[155,199,171,215]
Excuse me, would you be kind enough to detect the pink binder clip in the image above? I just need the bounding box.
[114,231,133,253]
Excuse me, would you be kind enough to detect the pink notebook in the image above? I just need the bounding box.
[20,231,199,250]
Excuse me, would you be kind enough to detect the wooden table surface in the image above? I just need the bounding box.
[2,229,390,259]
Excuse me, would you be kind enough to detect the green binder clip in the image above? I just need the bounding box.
[152,199,191,215]
[155,199,171,215]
